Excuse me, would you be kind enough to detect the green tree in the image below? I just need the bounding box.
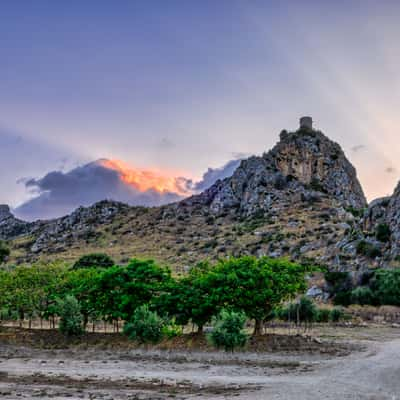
[93,259,172,323]
[351,286,374,305]
[73,253,115,269]
[330,307,344,322]
[205,257,309,335]
[64,268,103,329]
[157,261,218,333]
[370,269,400,306]
[207,309,248,352]
[58,295,84,336]
[123,304,164,343]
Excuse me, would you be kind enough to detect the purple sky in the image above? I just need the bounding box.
[1,0,400,215]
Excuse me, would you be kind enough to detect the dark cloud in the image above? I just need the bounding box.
[193,159,243,192]
[351,144,366,153]
[15,157,243,221]
[15,160,183,221]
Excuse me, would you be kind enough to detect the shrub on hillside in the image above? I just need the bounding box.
[375,223,391,243]
[333,290,352,306]
[58,295,83,336]
[316,308,331,323]
[208,309,248,352]
[370,269,400,306]
[0,241,10,264]
[123,305,164,344]
[351,287,375,306]
[330,307,344,322]
[73,253,115,269]
[356,241,381,259]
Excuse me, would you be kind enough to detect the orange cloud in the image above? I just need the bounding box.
[98,159,192,196]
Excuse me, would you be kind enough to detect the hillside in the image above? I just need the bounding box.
[1,119,399,277]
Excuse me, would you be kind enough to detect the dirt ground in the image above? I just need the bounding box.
[0,325,399,399]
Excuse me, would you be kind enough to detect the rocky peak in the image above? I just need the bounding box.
[269,127,367,208]
[187,121,367,215]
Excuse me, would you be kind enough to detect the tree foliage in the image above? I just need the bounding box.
[207,309,248,352]
[73,253,115,270]
[58,295,83,336]
[0,241,10,264]
[123,304,164,343]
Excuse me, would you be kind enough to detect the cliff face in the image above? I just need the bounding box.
[0,205,32,239]
[183,127,366,216]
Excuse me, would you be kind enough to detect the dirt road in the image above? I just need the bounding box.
[0,327,398,399]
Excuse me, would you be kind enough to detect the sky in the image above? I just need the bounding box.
[1,0,400,218]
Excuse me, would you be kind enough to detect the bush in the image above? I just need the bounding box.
[208,309,248,352]
[375,223,391,243]
[73,253,115,269]
[58,295,83,336]
[162,318,183,338]
[356,241,381,258]
[370,269,400,306]
[316,308,331,323]
[351,287,374,305]
[123,305,164,344]
[330,307,344,322]
[333,290,352,306]
[0,241,10,264]
[324,271,352,295]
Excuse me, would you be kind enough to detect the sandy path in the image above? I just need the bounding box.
[0,335,399,399]
[249,338,400,399]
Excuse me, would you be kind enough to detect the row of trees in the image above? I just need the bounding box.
[0,256,311,335]
[325,269,400,307]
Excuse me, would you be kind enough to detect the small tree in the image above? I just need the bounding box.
[123,304,164,344]
[351,287,374,305]
[73,253,115,269]
[316,308,331,323]
[330,307,344,323]
[208,309,248,352]
[58,295,83,336]
[0,241,10,264]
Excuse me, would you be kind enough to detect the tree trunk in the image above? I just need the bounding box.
[197,325,204,335]
[253,319,262,336]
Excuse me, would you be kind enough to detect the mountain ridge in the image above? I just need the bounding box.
[1,120,399,280]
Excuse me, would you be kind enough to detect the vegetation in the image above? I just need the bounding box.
[0,240,10,264]
[329,307,344,322]
[58,295,83,336]
[356,241,381,258]
[123,304,164,343]
[73,253,115,269]
[3,255,400,337]
[207,309,248,352]
[370,269,400,306]
[0,256,311,336]
[375,223,391,243]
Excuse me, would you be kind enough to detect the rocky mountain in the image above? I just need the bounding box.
[1,118,398,279]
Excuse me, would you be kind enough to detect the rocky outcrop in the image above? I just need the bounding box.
[183,126,366,216]
[387,183,400,259]
[0,205,33,240]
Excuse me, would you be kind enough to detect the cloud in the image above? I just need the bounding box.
[193,158,243,192]
[15,157,243,221]
[15,160,184,221]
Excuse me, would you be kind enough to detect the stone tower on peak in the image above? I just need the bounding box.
[299,116,313,130]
